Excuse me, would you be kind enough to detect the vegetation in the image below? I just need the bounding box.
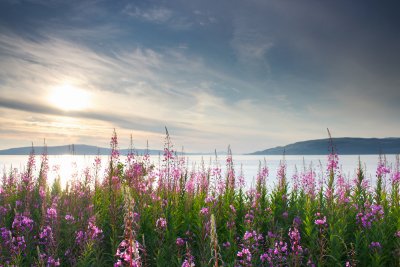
[1,130,400,266]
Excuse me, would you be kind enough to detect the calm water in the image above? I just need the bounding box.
[0,154,397,189]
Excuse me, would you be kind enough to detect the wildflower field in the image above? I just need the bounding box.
[1,131,400,267]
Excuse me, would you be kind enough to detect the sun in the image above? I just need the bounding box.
[49,84,90,111]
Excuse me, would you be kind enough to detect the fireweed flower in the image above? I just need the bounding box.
[12,214,34,232]
[176,237,185,246]
[261,240,289,265]
[288,227,303,255]
[357,203,384,229]
[39,226,54,246]
[301,169,316,197]
[115,239,141,267]
[395,231,400,238]
[314,213,327,228]
[46,207,57,220]
[156,217,167,230]
[369,242,382,253]
[223,241,231,248]
[314,217,326,226]
[327,153,339,173]
[237,248,252,264]
[65,214,75,223]
[87,221,103,240]
[392,170,400,184]
[182,245,195,267]
[200,207,209,216]
[376,161,390,177]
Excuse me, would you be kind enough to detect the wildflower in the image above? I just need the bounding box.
[395,231,400,238]
[230,204,236,213]
[46,207,57,220]
[369,241,382,253]
[182,245,195,267]
[327,153,339,173]
[47,256,60,266]
[39,226,54,246]
[393,171,400,184]
[87,221,103,240]
[65,214,75,223]
[223,241,231,248]
[15,200,22,208]
[204,196,215,204]
[0,205,7,216]
[376,162,390,177]
[75,230,85,245]
[133,212,140,222]
[39,186,46,199]
[156,217,167,230]
[293,216,302,227]
[357,204,384,229]
[176,237,185,246]
[243,231,253,240]
[12,214,34,232]
[314,216,326,226]
[288,227,303,255]
[260,253,269,262]
[282,211,288,219]
[115,239,141,267]
[237,247,252,263]
[200,207,209,216]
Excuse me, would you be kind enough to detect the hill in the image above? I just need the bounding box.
[249,137,400,155]
[0,144,162,155]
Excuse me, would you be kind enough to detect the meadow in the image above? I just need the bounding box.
[1,131,399,266]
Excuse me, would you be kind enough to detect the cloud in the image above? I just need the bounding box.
[231,26,273,66]
[123,5,192,30]
[124,5,173,23]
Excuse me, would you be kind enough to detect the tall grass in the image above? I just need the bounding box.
[1,131,400,266]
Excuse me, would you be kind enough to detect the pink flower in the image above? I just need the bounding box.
[314,216,326,226]
[156,217,167,230]
[200,207,209,216]
[65,214,75,223]
[176,237,185,246]
[46,208,57,220]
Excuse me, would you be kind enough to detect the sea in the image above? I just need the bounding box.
[0,154,398,189]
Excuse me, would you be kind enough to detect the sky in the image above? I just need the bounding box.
[0,0,399,154]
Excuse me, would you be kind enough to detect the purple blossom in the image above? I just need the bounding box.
[288,227,303,255]
[357,204,384,229]
[46,207,57,220]
[39,226,54,246]
[176,237,185,246]
[327,153,339,173]
[314,216,327,226]
[200,207,209,216]
[12,214,34,233]
[65,214,75,223]
[237,247,252,263]
[395,231,400,238]
[376,161,390,177]
[282,211,288,219]
[46,255,60,266]
[223,241,231,248]
[115,239,141,267]
[156,217,167,230]
[369,241,382,252]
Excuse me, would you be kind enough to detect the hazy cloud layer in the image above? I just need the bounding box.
[0,0,399,153]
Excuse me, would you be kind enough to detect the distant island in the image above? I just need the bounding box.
[249,137,400,155]
[0,144,163,156]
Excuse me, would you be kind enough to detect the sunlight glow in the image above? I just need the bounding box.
[48,84,90,111]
